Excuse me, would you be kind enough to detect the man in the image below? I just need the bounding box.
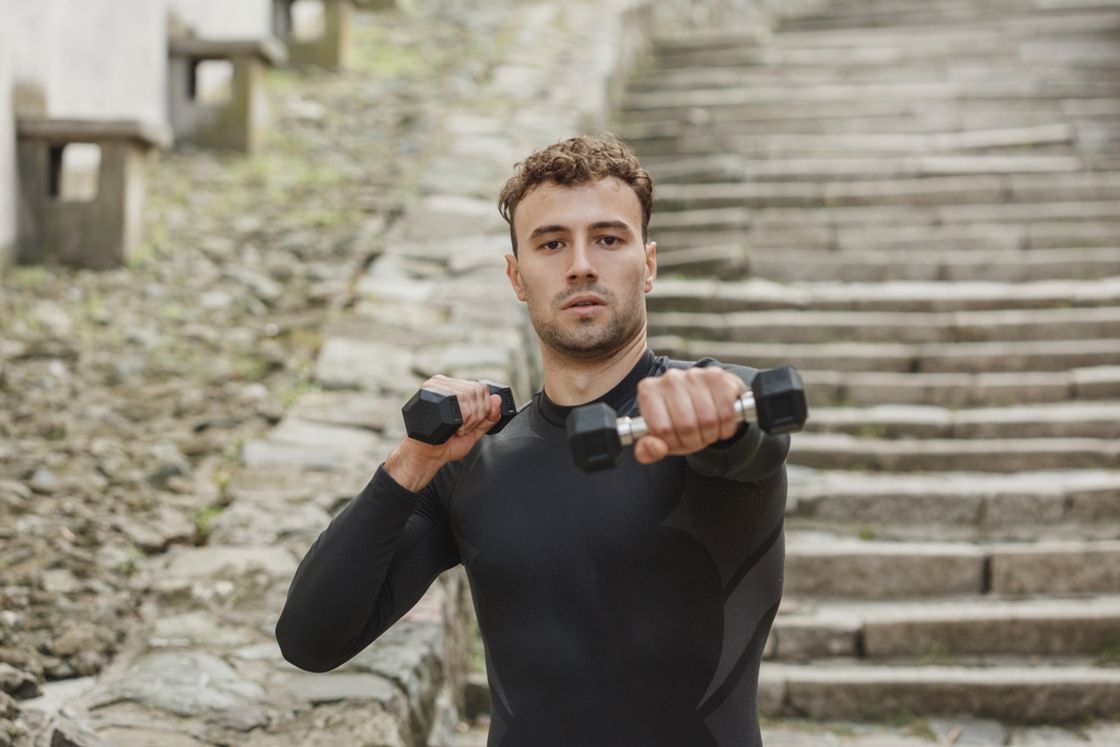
[277,135,789,746]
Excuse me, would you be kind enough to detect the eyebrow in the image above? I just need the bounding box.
[528,221,635,240]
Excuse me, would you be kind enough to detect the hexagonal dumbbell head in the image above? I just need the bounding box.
[401,388,463,445]
[752,366,808,435]
[481,381,518,435]
[566,402,624,472]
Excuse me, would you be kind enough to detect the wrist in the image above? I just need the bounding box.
[384,440,446,492]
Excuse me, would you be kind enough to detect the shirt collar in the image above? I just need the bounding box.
[535,348,659,427]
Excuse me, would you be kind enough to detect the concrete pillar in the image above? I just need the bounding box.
[166,0,274,41]
[275,0,354,71]
[168,39,287,153]
[8,0,171,269]
[16,120,171,269]
[10,0,168,128]
[0,0,16,273]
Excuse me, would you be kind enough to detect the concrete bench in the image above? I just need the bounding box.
[272,0,353,70]
[16,118,171,269]
[168,37,287,154]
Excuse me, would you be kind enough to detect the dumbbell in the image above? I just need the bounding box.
[402,380,518,445]
[566,366,808,472]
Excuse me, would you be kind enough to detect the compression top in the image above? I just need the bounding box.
[276,349,790,747]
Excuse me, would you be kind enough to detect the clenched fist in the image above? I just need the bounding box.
[633,366,748,465]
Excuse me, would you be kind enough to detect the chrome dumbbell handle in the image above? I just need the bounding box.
[616,390,758,447]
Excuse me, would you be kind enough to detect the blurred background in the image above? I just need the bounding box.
[1,0,1119,745]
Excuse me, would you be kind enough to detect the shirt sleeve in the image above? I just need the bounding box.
[275,463,461,672]
[684,360,792,482]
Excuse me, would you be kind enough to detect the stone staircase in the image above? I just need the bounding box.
[621,0,1120,733]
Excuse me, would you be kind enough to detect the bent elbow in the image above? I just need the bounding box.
[275,615,345,673]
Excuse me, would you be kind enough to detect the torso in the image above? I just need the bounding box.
[439,353,786,747]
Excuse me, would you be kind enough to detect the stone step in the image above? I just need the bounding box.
[648,307,1120,344]
[654,221,1120,254]
[621,112,1120,142]
[623,97,1120,131]
[651,336,1120,374]
[648,277,1120,313]
[629,124,1083,158]
[770,595,1120,661]
[804,402,1120,439]
[740,247,1120,284]
[653,173,1120,209]
[784,533,1120,597]
[650,35,1120,71]
[788,469,1120,534]
[457,711,1120,745]
[779,2,1120,32]
[820,0,1120,16]
[621,80,1120,114]
[778,9,1120,43]
[790,433,1120,473]
[628,63,1120,93]
[651,201,1120,232]
[798,367,1120,407]
[760,660,1120,723]
[653,4,1120,52]
[643,152,1089,183]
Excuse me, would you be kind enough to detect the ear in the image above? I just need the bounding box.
[643,241,657,293]
[506,254,527,302]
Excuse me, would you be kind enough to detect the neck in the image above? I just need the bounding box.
[539,330,649,406]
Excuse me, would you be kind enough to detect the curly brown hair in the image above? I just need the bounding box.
[498,135,654,255]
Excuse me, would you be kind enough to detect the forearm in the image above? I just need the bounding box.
[685,362,791,481]
[687,423,790,481]
[275,465,429,672]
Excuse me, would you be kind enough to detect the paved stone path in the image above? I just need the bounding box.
[615,0,1120,742]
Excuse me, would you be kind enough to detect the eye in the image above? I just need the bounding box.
[540,240,564,251]
[599,235,622,247]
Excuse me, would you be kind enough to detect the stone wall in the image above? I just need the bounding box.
[8,0,167,128]
[0,0,16,273]
[166,0,273,41]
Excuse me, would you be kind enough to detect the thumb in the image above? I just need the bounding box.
[634,435,669,465]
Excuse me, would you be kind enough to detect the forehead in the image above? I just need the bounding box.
[514,177,643,234]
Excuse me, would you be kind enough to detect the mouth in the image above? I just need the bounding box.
[562,295,607,310]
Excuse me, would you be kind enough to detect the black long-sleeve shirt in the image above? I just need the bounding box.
[276,349,789,747]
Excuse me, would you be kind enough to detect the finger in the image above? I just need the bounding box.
[638,378,675,451]
[686,370,722,446]
[718,372,747,440]
[442,381,487,434]
[662,374,703,454]
[634,435,669,465]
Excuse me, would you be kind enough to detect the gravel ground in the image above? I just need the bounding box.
[0,4,505,743]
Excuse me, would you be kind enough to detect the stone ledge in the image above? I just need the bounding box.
[17,117,173,149]
[169,37,289,66]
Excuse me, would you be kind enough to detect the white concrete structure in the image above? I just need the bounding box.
[8,0,168,128]
[0,0,17,272]
[166,0,273,41]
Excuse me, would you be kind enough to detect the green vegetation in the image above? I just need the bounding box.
[193,504,226,544]
[1097,639,1120,666]
[280,374,321,408]
[350,25,428,78]
[3,265,50,290]
[118,544,146,577]
[918,641,958,667]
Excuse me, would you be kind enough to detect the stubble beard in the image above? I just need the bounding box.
[527,284,646,361]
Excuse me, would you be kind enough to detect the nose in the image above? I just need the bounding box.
[566,239,597,282]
